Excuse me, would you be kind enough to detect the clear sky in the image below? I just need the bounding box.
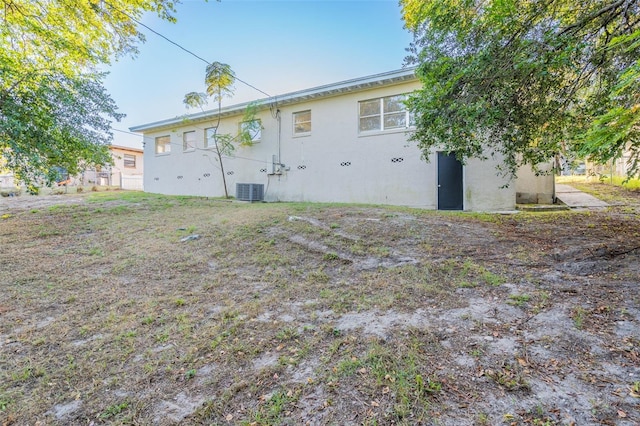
[104,0,413,149]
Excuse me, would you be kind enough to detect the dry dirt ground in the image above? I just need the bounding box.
[0,185,639,425]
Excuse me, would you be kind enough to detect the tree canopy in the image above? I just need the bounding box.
[0,0,178,190]
[401,0,640,178]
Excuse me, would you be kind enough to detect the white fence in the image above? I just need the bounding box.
[121,175,143,191]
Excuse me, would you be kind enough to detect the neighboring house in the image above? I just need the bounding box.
[0,157,15,189]
[1,145,144,191]
[130,68,553,211]
[108,145,144,190]
[586,146,638,178]
[81,145,144,190]
[0,174,15,188]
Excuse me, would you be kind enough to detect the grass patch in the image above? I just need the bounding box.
[1,190,638,424]
[571,306,588,330]
[330,339,443,421]
[99,400,130,420]
[507,294,531,307]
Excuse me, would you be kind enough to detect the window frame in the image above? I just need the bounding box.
[204,127,218,149]
[183,130,196,152]
[358,94,414,134]
[123,153,136,168]
[155,135,171,155]
[293,110,312,136]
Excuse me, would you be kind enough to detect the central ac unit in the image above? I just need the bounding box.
[236,183,264,202]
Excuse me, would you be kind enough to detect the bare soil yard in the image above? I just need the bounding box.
[1,185,639,425]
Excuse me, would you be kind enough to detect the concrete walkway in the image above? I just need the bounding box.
[555,184,609,209]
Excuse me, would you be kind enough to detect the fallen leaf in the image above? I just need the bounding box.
[358,367,367,374]
[371,401,379,407]
[225,414,233,421]
[618,409,627,418]
[382,386,390,394]
[517,358,527,366]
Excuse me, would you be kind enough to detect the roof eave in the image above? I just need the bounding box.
[129,67,417,133]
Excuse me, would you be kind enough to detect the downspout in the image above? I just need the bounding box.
[277,108,282,170]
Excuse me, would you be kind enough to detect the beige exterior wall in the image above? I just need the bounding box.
[465,155,516,211]
[515,163,555,204]
[139,72,535,211]
[109,146,144,187]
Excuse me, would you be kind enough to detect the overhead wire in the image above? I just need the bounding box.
[102,0,273,99]
[101,2,288,175]
[104,0,282,169]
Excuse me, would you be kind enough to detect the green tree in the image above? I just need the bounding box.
[0,0,178,190]
[401,0,640,178]
[184,62,261,198]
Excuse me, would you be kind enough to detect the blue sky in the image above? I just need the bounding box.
[104,0,413,148]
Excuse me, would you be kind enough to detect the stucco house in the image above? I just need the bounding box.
[1,145,144,191]
[109,145,144,190]
[62,145,144,190]
[130,68,553,211]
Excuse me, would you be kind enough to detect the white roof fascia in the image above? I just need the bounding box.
[129,67,417,133]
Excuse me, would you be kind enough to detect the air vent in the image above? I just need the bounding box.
[236,183,264,202]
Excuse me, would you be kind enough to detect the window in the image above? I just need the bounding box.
[358,94,413,133]
[123,154,136,168]
[293,110,311,135]
[183,131,196,151]
[155,135,171,154]
[204,127,217,149]
[240,119,262,142]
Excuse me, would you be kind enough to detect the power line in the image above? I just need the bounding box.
[103,1,272,99]
[112,127,148,138]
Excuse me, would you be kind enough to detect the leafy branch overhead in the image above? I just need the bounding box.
[0,0,178,190]
[401,0,640,178]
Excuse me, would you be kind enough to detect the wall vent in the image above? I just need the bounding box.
[236,183,264,202]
